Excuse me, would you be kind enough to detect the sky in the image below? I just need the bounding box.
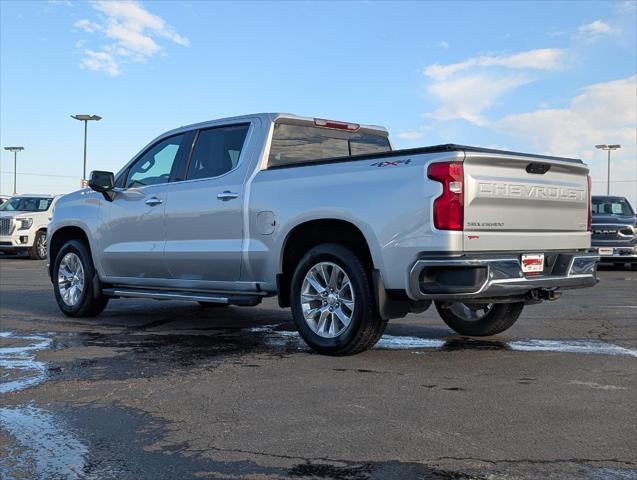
[1,0,636,204]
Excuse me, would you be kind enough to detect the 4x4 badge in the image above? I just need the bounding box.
[370,159,412,167]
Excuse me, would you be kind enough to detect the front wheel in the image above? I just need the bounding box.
[53,239,108,317]
[290,244,387,356]
[29,231,47,260]
[434,301,524,336]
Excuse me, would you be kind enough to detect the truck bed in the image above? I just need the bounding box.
[267,144,583,170]
[257,140,591,264]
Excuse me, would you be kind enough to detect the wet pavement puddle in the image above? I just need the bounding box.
[1,328,636,479]
[503,339,637,357]
[0,331,93,480]
[0,405,91,480]
[0,331,51,394]
[251,326,637,358]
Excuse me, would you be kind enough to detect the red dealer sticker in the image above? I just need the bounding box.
[521,254,544,274]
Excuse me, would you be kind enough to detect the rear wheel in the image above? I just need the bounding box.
[434,301,524,336]
[290,244,386,356]
[53,239,108,317]
[29,231,47,260]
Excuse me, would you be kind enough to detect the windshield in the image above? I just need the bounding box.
[592,197,634,216]
[0,197,53,212]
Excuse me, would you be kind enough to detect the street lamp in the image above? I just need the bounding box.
[3,146,24,195]
[595,144,621,195]
[71,114,102,186]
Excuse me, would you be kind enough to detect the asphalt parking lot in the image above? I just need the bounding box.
[0,256,636,480]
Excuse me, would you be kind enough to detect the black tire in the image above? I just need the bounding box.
[53,239,108,317]
[29,230,47,260]
[631,263,637,271]
[290,243,387,356]
[434,301,524,336]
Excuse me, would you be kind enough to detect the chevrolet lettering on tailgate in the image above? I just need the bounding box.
[477,182,586,202]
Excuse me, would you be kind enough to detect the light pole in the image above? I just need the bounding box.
[595,144,621,195]
[71,114,102,186]
[3,146,24,195]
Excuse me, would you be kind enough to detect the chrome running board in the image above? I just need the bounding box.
[102,288,262,306]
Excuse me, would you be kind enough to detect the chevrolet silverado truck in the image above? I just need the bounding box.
[0,194,57,259]
[47,113,599,355]
[591,195,637,269]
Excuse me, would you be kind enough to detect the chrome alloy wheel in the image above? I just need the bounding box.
[448,302,494,321]
[36,234,47,258]
[301,262,355,338]
[57,252,85,307]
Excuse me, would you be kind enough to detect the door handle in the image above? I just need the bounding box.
[217,191,239,201]
[145,197,163,206]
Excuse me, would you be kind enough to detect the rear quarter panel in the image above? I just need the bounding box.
[247,151,464,290]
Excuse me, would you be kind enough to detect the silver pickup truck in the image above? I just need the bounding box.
[48,113,599,355]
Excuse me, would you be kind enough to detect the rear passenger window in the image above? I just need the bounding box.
[186,124,249,180]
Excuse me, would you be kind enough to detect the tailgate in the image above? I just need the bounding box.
[463,151,590,251]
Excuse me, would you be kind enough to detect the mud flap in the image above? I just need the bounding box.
[372,269,431,320]
[92,273,103,299]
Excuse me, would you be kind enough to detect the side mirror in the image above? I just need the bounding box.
[88,170,115,201]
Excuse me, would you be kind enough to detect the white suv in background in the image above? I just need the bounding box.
[0,194,58,259]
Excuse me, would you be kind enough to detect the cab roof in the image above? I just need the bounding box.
[167,113,389,137]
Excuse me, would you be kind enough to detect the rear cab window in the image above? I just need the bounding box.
[267,121,391,168]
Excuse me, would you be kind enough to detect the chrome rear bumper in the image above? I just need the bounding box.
[593,245,637,262]
[408,252,599,301]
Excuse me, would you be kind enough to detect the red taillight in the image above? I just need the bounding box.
[313,118,360,131]
[427,161,464,231]
[587,175,592,232]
